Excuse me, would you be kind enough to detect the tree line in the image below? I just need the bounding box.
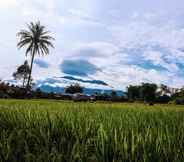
[1,80,184,104]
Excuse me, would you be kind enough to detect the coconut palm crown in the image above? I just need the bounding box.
[17,21,54,90]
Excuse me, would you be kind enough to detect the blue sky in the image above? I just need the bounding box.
[1,0,184,89]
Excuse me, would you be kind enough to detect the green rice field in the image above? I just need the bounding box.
[0,99,184,162]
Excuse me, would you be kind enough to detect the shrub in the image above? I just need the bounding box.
[175,97,184,105]
[156,95,171,104]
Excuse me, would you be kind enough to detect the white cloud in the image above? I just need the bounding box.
[0,0,17,8]
[103,14,184,88]
[70,42,118,58]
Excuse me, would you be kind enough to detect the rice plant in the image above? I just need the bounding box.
[0,99,184,162]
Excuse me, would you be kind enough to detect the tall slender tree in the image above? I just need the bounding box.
[17,21,54,90]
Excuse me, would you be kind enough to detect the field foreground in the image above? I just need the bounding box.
[0,100,184,162]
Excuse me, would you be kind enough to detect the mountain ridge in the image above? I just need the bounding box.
[36,76,123,96]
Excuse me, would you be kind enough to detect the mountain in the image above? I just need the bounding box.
[36,76,124,96]
[5,76,124,96]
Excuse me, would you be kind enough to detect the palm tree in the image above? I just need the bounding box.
[17,21,54,90]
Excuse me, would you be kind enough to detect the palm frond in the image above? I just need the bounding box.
[17,38,32,49]
[40,43,49,55]
[25,42,34,56]
[41,35,55,41]
[17,21,54,56]
[40,39,54,48]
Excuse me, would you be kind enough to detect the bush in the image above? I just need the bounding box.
[0,91,10,99]
[175,98,184,105]
[156,95,171,104]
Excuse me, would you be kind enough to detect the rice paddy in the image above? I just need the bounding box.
[0,99,184,162]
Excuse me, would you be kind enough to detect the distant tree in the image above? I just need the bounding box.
[65,83,83,94]
[0,81,9,93]
[110,90,119,101]
[13,61,30,88]
[17,21,54,90]
[127,83,158,103]
[111,90,117,97]
[102,93,110,100]
[33,88,48,99]
[127,85,141,101]
[140,83,157,103]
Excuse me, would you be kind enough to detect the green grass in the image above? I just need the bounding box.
[0,99,184,162]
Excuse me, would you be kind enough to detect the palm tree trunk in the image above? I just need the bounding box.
[26,50,35,90]
[23,76,25,88]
